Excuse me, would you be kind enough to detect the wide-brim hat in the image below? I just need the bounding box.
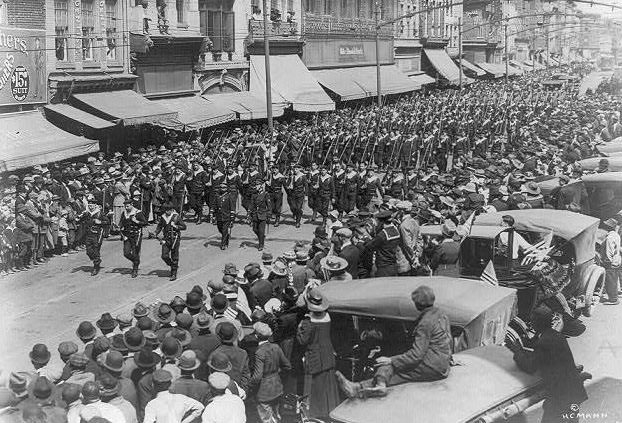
[133,348,160,369]
[320,256,348,273]
[151,303,176,324]
[306,288,329,312]
[177,351,201,371]
[522,182,541,196]
[207,351,233,373]
[96,313,118,331]
[270,261,288,277]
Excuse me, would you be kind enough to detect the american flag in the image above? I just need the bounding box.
[480,260,498,286]
[521,231,553,266]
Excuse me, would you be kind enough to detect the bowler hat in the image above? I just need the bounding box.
[177,350,200,371]
[190,285,207,301]
[76,321,97,341]
[133,348,160,369]
[211,294,229,314]
[216,322,237,344]
[207,351,232,372]
[160,337,183,359]
[29,344,51,365]
[185,291,204,311]
[96,313,118,331]
[175,312,193,330]
[123,327,146,352]
[102,350,125,373]
[136,316,154,331]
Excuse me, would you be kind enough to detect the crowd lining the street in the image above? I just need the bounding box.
[2,63,622,423]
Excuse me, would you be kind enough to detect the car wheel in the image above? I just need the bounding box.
[583,274,605,318]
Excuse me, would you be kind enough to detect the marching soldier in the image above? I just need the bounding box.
[250,180,271,251]
[266,166,285,227]
[209,165,226,224]
[356,162,368,210]
[343,163,359,215]
[333,162,346,217]
[119,199,148,278]
[215,190,232,250]
[241,162,262,222]
[225,166,241,223]
[82,200,108,276]
[186,162,208,224]
[387,169,406,200]
[360,168,382,210]
[286,164,307,228]
[318,166,334,225]
[154,202,186,281]
[171,166,187,215]
[307,162,320,223]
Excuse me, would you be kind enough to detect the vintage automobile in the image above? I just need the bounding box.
[320,277,546,423]
[460,210,605,318]
[535,172,622,220]
[595,137,622,156]
[578,156,622,172]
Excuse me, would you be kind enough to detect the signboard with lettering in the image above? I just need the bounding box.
[338,44,365,62]
[0,27,47,107]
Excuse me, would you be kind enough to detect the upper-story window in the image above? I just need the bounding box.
[177,0,186,24]
[81,0,95,61]
[106,0,118,60]
[54,0,69,61]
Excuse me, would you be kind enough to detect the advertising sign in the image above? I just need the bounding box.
[338,44,365,62]
[0,27,47,107]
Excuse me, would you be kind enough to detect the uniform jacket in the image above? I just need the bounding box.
[154,211,186,243]
[251,341,291,403]
[250,192,271,221]
[367,224,400,268]
[390,306,452,380]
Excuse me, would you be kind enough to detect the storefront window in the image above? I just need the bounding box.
[106,0,117,60]
[200,0,234,53]
[176,0,185,24]
[54,0,69,61]
[81,0,95,61]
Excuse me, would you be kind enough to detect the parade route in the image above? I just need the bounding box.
[0,213,312,372]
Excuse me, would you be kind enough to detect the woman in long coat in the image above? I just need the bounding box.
[296,288,340,419]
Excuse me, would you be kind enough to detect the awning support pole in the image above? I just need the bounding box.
[262,0,273,137]
[375,0,382,107]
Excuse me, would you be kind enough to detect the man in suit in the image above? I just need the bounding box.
[336,228,360,279]
[251,322,291,423]
[250,181,271,251]
[213,322,250,392]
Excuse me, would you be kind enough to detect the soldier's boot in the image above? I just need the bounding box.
[311,211,317,223]
[196,213,202,225]
[274,215,280,227]
[169,268,177,281]
[131,264,138,278]
[295,216,301,228]
[91,262,101,276]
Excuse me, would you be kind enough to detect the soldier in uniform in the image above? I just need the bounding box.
[250,180,271,251]
[356,162,368,210]
[266,166,285,227]
[333,162,346,217]
[367,210,400,277]
[154,202,187,281]
[225,166,241,223]
[360,168,382,210]
[209,165,226,224]
[307,162,320,223]
[119,199,148,278]
[287,165,307,228]
[318,166,335,225]
[242,162,262,222]
[171,166,187,215]
[186,162,208,224]
[387,169,405,200]
[82,200,108,276]
[343,163,359,215]
[214,190,232,250]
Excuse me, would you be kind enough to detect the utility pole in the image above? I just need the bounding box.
[375,0,382,107]
[262,0,273,135]
[504,22,508,86]
[545,27,550,71]
[458,17,463,91]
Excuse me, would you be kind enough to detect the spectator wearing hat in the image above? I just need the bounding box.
[509,306,588,423]
[296,289,339,419]
[601,218,621,305]
[335,228,360,279]
[246,265,271,309]
[26,377,66,423]
[169,351,209,404]
[267,260,289,298]
[307,238,331,277]
[159,337,183,383]
[290,251,315,293]
[203,351,245,402]
[29,344,62,384]
[201,372,246,423]
[62,383,83,423]
[97,313,118,338]
[151,304,176,341]
[337,286,451,398]
[429,220,460,275]
[99,373,137,423]
[143,370,204,423]
[273,286,305,394]
[498,215,534,260]
[65,353,95,387]
[319,255,351,282]
[121,328,145,380]
[251,321,291,423]
[7,372,29,408]
[81,381,126,423]
[189,312,220,367]
[169,296,186,315]
[367,210,400,277]
[99,350,138,410]
[521,182,545,209]
[76,321,97,359]
[397,203,421,276]
[131,348,161,421]
[209,294,244,343]
[115,314,133,334]
[185,291,205,316]
[213,322,250,391]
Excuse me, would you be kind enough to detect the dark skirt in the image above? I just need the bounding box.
[306,369,340,419]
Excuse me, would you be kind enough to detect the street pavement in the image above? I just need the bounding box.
[0,211,313,372]
[2,211,622,421]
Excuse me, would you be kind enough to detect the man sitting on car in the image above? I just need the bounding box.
[335,285,452,398]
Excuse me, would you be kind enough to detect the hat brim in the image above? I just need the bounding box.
[29,351,51,365]
[307,301,329,312]
[207,362,232,373]
[179,361,201,371]
[124,337,146,352]
[133,352,157,368]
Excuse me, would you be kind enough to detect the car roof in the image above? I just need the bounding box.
[319,276,516,328]
[467,225,509,239]
[582,171,622,183]
[579,156,622,172]
[329,345,542,423]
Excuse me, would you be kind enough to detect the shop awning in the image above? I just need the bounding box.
[510,60,529,71]
[423,49,464,85]
[70,90,178,126]
[458,59,486,77]
[409,73,436,86]
[477,62,504,78]
[44,103,116,139]
[151,95,236,131]
[524,60,545,70]
[249,55,335,112]
[0,111,99,172]
[202,91,285,121]
[311,65,419,101]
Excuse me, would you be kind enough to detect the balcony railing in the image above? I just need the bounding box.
[247,19,299,42]
[302,14,394,39]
